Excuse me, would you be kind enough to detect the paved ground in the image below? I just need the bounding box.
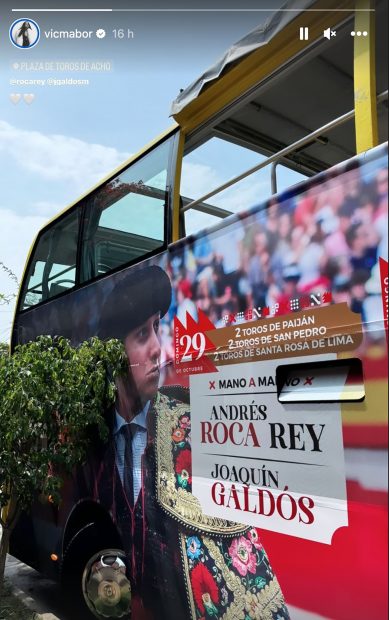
[5,555,80,620]
[5,553,329,620]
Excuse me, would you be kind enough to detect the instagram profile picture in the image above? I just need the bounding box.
[10,18,40,49]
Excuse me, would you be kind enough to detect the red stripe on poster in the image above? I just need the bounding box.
[343,424,388,448]
[260,500,388,620]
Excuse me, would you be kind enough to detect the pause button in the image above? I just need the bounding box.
[299,27,309,40]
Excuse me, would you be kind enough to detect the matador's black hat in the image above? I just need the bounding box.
[98,265,172,341]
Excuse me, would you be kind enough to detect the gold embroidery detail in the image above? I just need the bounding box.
[206,537,246,620]
[180,533,287,620]
[156,393,247,535]
[249,577,286,620]
[179,534,197,620]
[179,533,246,620]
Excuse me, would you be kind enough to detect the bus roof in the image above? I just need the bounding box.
[170,0,315,116]
[170,0,387,172]
[169,0,368,138]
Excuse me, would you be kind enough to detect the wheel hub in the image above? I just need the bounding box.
[98,579,121,605]
[82,550,131,618]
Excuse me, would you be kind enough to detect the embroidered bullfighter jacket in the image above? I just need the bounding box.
[94,386,290,620]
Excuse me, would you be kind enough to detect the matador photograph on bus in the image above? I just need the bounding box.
[0,1,388,620]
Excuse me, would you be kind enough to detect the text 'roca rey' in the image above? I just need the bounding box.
[201,406,325,452]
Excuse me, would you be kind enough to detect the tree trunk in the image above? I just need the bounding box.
[0,525,11,595]
[0,497,18,595]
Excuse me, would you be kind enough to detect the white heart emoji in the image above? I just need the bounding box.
[23,93,35,104]
[10,93,21,104]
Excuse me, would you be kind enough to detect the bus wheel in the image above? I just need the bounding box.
[62,522,131,619]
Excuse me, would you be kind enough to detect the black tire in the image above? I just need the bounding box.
[62,522,131,619]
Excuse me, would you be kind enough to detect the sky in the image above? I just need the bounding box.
[0,0,295,342]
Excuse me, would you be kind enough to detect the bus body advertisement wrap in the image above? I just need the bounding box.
[11,143,388,618]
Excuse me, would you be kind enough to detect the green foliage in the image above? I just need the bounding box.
[0,344,8,358]
[0,262,18,306]
[0,335,127,516]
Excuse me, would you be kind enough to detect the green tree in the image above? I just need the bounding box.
[0,335,127,592]
[0,261,18,307]
[0,261,18,356]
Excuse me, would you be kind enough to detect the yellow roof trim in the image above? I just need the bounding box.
[172,131,185,242]
[354,0,378,153]
[173,0,354,134]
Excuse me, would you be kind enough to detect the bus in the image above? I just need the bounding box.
[8,1,388,619]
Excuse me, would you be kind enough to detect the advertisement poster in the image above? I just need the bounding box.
[190,355,348,544]
[173,302,363,543]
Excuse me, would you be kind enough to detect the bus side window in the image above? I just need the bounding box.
[80,138,172,283]
[20,210,79,310]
